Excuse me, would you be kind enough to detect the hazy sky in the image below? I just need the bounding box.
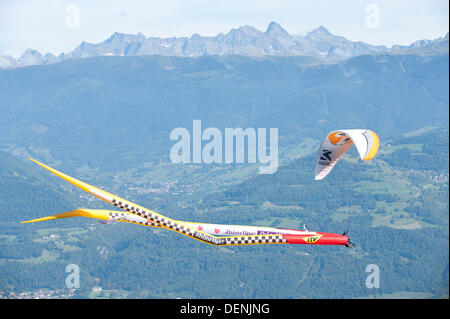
[0,0,448,57]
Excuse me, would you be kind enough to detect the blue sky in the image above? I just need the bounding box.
[0,0,448,57]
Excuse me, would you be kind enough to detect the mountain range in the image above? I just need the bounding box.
[1,22,448,69]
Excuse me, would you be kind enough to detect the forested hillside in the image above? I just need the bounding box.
[0,130,447,298]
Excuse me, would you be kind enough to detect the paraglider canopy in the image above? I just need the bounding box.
[315,129,379,180]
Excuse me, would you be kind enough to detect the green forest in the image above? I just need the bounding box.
[0,129,448,298]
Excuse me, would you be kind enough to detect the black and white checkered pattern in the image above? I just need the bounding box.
[108,212,126,220]
[225,235,287,245]
[111,199,196,236]
[107,211,155,226]
[110,199,288,246]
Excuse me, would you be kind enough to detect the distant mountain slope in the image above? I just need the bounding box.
[0,151,85,223]
[1,22,448,68]
[391,32,449,56]
[0,53,448,172]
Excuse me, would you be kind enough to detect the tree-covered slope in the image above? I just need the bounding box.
[0,131,447,298]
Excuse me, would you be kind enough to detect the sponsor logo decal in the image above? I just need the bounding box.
[257,230,280,235]
[328,131,345,145]
[328,132,352,146]
[224,230,256,236]
[303,235,322,244]
[222,229,282,236]
[319,150,332,165]
[193,231,226,245]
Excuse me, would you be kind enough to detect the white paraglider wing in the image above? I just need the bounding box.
[315,129,379,180]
